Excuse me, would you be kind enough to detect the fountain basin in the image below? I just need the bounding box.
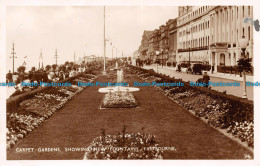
[98,86,140,93]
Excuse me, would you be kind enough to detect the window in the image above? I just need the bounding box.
[243,6,244,17]
[243,28,245,36]
[248,6,250,16]
[236,29,238,41]
[227,11,228,21]
[232,10,233,21]
[248,27,250,40]
[232,30,233,41]
[237,7,238,19]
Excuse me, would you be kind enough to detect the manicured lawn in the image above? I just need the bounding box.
[7,69,253,159]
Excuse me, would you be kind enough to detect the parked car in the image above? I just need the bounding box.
[186,63,202,74]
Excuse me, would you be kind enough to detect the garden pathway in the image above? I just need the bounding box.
[7,70,253,159]
[143,64,254,100]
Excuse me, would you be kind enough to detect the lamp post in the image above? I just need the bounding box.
[161,49,164,68]
[10,43,17,74]
[112,46,116,66]
[186,31,191,65]
[189,45,191,65]
[156,51,160,73]
[103,6,106,75]
[238,35,249,99]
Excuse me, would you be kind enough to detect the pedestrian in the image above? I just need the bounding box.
[18,70,25,83]
[42,70,49,82]
[6,70,13,83]
[211,65,214,74]
[202,71,210,88]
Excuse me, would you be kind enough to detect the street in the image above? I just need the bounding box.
[143,64,254,101]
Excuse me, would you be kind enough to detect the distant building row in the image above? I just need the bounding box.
[138,6,254,73]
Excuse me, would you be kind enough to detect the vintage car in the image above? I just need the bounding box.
[186,63,202,74]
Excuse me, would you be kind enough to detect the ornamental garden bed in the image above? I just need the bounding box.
[129,65,254,149]
[101,91,138,109]
[83,126,176,159]
[6,72,98,149]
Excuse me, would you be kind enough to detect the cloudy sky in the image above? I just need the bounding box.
[6,6,178,71]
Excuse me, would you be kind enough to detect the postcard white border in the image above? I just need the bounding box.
[0,0,260,166]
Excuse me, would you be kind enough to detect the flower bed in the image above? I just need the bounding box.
[101,91,138,108]
[7,73,97,149]
[83,127,175,159]
[130,66,254,148]
[72,74,97,84]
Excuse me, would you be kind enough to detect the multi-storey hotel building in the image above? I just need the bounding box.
[177,6,254,72]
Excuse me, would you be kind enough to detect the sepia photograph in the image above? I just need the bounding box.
[0,0,259,165]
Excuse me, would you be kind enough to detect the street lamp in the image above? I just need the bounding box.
[188,45,191,65]
[161,49,164,68]
[102,6,112,75]
[112,46,116,66]
[186,31,191,65]
[238,35,249,99]
[156,51,160,73]
[104,37,112,70]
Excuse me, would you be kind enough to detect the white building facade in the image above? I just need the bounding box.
[177,6,254,73]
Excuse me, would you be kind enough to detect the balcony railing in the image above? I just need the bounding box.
[178,46,209,53]
[210,42,228,49]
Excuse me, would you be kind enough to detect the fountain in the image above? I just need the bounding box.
[98,68,140,93]
[117,69,123,83]
[115,61,118,70]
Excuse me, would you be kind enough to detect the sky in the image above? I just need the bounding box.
[6,6,178,71]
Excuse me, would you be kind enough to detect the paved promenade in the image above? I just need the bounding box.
[143,65,254,101]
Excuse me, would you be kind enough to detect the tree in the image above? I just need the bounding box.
[31,67,36,72]
[52,64,57,71]
[17,66,26,73]
[237,57,252,99]
[237,58,252,73]
[59,65,66,72]
[64,61,70,66]
[45,65,51,71]
[69,62,74,67]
